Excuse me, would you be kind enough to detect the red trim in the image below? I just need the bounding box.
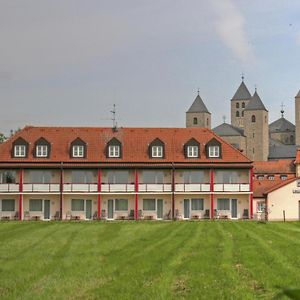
[60,167,63,220]
[135,169,138,220]
[19,169,23,220]
[210,169,214,219]
[172,167,175,219]
[250,168,253,219]
[97,169,101,219]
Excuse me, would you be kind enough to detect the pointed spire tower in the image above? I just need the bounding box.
[295,90,300,145]
[231,76,252,129]
[186,91,211,128]
[244,89,269,161]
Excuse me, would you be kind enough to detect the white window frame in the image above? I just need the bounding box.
[152,146,163,158]
[14,145,26,157]
[72,145,84,158]
[36,145,48,157]
[108,145,120,158]
[257,201,265,213]
[209,146,220,158]
[187,146,198,158]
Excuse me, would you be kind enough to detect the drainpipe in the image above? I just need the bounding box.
[19,169,23,220]
[210,168,214,219]
[97,169,101,219]
[135,169,138,220]
[60,162,64,220]
[172,163,175,219]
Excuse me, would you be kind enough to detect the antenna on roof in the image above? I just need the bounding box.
[281,102,285,118]
[197,88,200,96]
[222,115,226,123]
[254,84,257,92]
[110,104,118,131]
[241,73,245,81]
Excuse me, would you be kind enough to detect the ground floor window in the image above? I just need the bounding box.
[257,201,265,213]
[191,199,204,210]
[115,199,128,211]
[1,199,15,211]
[71,199,84,211]
[143,199,156,211]
[217,198,230,210]
[29,199,43,211]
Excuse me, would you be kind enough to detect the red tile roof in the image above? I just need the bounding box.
[295,149,300,163]
[0,126,252,167]
[253,160,295,174]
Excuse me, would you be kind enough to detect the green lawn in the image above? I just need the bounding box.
[1,221,300,299]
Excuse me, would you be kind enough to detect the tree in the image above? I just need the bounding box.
[0,133,7,143]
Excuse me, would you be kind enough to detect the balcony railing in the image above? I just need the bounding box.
[101,184,135,192]
[0,183,19,192]
[175,183,210,192]
[138,183,172,192]
[63,183,98,192]
[23,183,60,193]
[214,183,250,192]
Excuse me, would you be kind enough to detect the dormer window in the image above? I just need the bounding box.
[106,138,122,158]
[206,138,222,158]
[209,146,220,158]
[36,145,48,157]
[73,145,84,157]
[184,138,200,158]
[14,145,26,157]
[12,137,29,158]
[109,145,120,158]
[149,138,165,159]
[187,146,198,157]
[70,138,86,158]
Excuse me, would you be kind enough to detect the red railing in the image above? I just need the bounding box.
[22,183,60,192]
[0,183,20,192]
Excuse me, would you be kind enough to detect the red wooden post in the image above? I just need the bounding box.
[97,169,101,219]
[19,169,23,220]
[210,169,214,219]
[172,166,175,219]
[135,169,138,220]
[250,168,254,219]
[60,165,64,220]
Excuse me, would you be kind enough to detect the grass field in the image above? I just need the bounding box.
[1,221,300,300]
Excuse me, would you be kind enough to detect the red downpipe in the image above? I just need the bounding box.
[210,169,214,219]
[171,166,175,219]
[97,169,101,219]
[135,169,138,220]
[250,168,254,219]
[19,169,23,220]
[60,165,64,220]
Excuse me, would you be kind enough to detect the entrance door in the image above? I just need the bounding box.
[44,200,50,220]
[231,199,237,218]
[86,200,92,220]
[157,199,163,219]
[108,199,114,219]
[184,199,190,219]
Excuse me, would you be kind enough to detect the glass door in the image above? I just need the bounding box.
[157,199,163,219]
[184,199,190,219]
[44,200,50,220]
[108,199,114,219]
[86,200,92,220]
[231,199,237,218]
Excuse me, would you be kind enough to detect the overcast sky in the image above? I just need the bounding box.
[1,0,300,135]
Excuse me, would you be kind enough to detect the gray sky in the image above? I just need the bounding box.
[1,0,300,135]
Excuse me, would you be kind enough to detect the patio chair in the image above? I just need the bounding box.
[53,211,60,221]
[138,209,144,220]
[243,209,249,219]
[13,211,19,220]
[203,209,210,219]
[164,209,171,220]
[24,211,30,221]
[101,209,107,220]
[175,209,182,220]
[65,211,72,220]
[128,209,135,220]
[214,209,220,219]
[93,211,98,220]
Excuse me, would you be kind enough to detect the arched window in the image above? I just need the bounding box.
[290,135,294,144]
[236,111,240,117]
[193,117,198,125]
[236,102,239,108]
[251,115,256,123]
[242,102,245,108]
[265,116,267,123]
[206,118,209,126]
[242,111,244,117]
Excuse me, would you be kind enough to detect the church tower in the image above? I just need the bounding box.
[231,78,252,129]
[295,90,300,145]
[186,92,211,128]
[244,90,269,161]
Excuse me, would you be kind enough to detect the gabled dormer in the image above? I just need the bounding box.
[70,138,87,158]
[149,138,165,159]
[205,138,222,159]
[11,137,29,158]
[106,138,122,158]
[34,137,51,158]
[184,138,200,158]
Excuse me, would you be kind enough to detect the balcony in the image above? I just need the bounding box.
[175,183,210,192]
[101,184,135,193]
[0,183,19,193]
[63,183,98,192]
[23,183,60,193]
[138,184,172,193]
[214,183,250,192]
